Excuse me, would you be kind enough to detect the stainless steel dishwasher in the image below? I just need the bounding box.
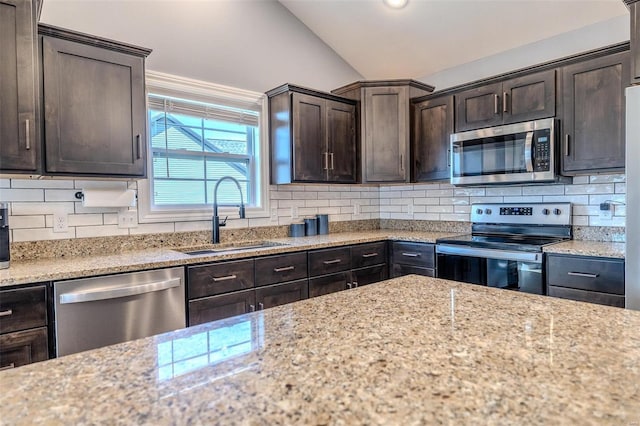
[54,267,186,357]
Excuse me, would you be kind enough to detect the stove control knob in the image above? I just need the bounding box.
[476,208,483,215]
[485,208,492,215]
[553,208,562,215]
[542,208,550,215]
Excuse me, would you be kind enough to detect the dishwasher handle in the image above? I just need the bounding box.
[59,277,182,304]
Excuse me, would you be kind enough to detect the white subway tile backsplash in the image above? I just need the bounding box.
[129,223,175,235]
[174,221,210,232]
[305,199,330,208]
[11,179,74,189]
[588,194,625,205]
[303,184,329,192]
[8,215,46,229]
[502,196,543,203]
[68,214,104,227]
[103,213,118,225]
[615,183,626,194]
[572,216,589,226]
[571,176,590,184]
[76,225,129,238]
[11,202,74,215]
[469,196,503,204]
[486,187,522,196]
[329,199,352,207]
[426,205,453,214]
[13,228,76,242]
[292,192,317,200]
[0,188,44,202]
[454,187,485,196]
[542,195,589,204]
[564,184,614,195]
[276,199,306,208]
[414,213,440,221]
[590,174,625,183]
[74,180,127,190]
[269,191,292,200]
[426,189,454,197]
[440,213,470,222]
[0,179,10,188]
[522,185,564,196]
[589,216,626,227]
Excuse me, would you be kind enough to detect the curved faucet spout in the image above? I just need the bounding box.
[212,176,246,243]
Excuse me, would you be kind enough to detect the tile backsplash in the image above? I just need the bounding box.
[0,174,626,243]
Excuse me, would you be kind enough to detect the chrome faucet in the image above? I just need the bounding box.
[212,176,246,244]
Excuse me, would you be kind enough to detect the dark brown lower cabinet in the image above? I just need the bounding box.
[392,263,435,278]
[352,265,388,287]
[188,289,256,326]
[309,272,351,298]
[390,241,436,278]
[0,327,48,370]
[256,279,308,309]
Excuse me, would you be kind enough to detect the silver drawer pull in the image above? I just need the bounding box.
[323,259,342,265]
[568,272,599,279]
[362,253,378,258]
[0,309,13,318]
[401,252,420,257]
[212,274,237,282]
[0,363,15,371]
[249,304,255,312]
[274,266,295,272]
[258,303,264,310]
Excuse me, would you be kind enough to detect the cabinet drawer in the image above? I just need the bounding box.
[256,279,308,310]
[188,289,256,326]
[188,259,255,299]
[351,242,387,269]
[255,252,308,287]
[309,272,350,298]
[546,255,624,295]
[391,242,435,268]
[0,327,49,369]
[392,264,435,278]
[0,286,47,334]
[548,286,625,308]
[352,265,388,287]
[308,247,351,276]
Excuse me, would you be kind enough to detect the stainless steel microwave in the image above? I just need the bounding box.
[450,118,562,186]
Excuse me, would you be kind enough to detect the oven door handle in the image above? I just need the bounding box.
[524,131,534,172]
[436,244,542,263]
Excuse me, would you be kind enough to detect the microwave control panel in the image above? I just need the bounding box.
[533,133,551,171]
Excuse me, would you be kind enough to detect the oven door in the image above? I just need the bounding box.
[436,245,544,295]
[450,118,555,185]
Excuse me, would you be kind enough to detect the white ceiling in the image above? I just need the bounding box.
[279,0,629,80]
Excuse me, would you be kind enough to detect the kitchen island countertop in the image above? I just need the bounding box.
[0,275,638,424]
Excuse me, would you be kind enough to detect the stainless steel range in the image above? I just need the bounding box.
[436,203,571,294]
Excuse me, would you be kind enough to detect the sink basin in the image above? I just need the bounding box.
[177,241,288,256]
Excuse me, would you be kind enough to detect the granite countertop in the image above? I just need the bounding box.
[543,240,626,259]
[0,231,457,288]
[1,275,638,424]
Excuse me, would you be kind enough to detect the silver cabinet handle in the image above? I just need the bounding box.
[212,274,237,282]
[568,272,599,278]
[0,363,15,371]
[258,302,264,310]
[323,259,342,265]
[447,148,451,167]
[503,92,508,113]
[362,253,378,258]
[401,252,420,257]
[60,277,181,304]
[400,154,404,172]
[323,152,329,170]
[329,152,334,170]
[25,119,30,150]
[494,94,499,114]
[274,266,294,272]
[347,282,353,289]
[353,281,358,288]
[249,304,255,312]
[564,135,570,156]
[136,135,142,159]
[0,309,13,318]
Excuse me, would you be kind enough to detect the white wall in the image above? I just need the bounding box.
[420,15,630,91]
[39,0,362,93]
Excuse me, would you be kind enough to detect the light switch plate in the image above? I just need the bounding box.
[270,207,278,222]
[118,210,138,228]
[53,212,68,233]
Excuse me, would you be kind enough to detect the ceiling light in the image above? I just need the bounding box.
[383,0,408,9]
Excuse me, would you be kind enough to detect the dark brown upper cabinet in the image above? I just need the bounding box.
[332,80,434,183]
[561,51,629,174]
[411,95,454,182]
[631,1,640,84]
[0,0,39,174]
[454,69,556,132]
[39,24,151,177]
[267,84,357,184]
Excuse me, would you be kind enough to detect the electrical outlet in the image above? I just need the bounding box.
[291,206,299,219]
[53,212,68,233]
[270,207,278,222]
[118,210,138,228]
[599,202,612,220]
[407,204,414,215]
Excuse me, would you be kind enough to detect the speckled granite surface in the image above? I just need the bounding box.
[1,275,638,424]
[0,230,455,287]
[544,240,626,259]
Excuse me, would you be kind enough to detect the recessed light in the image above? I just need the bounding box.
[383,0,408,9]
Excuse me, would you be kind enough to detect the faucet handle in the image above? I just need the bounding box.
[220,216,228,226]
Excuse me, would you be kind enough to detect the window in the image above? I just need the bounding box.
[139,72,268,223]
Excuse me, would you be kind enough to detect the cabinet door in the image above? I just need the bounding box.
[632,3,640,84]
[363,86,408,182]
[187,259,254,299]
[255,252,308,287]
[41,36,146,176]
[0,0,38,173]
[561,52,629,174]
[454,83,503,132]
[188,289,256,326]
[352,265,388,287]
[0,286,47,334]
[502,69,555,125]
[326,100,357,183]
[255,279,308,310]
[308,246,351,276]
[292,92,326,182]
[412,96,453,182]
[351,241,387,269]
[0,327,48,369]
[309,272,350,298]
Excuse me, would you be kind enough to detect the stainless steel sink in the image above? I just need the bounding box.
[176,241,288,256]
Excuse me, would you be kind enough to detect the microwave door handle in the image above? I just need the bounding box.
[524,131,534,172]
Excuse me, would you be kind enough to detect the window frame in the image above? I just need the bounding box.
[138,71,270,224]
